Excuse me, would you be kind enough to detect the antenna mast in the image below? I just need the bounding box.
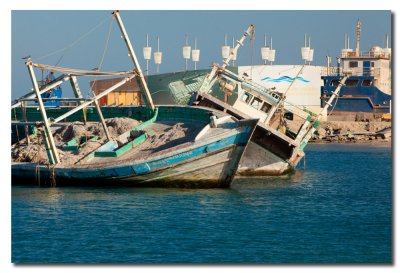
[356,19,361,56]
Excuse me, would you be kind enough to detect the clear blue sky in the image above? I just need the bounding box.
[11,10,391,99]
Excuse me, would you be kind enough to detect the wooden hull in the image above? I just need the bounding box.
[12,119,257,188]
[195,94,301,174]
[12,104,299,176]
[237,141,293,176]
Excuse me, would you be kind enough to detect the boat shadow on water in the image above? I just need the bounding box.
[232,169,307,189]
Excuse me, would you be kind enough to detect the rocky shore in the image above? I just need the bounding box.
[310,120,391,144]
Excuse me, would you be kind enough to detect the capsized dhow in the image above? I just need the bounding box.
[11,11,258,188]
[191,24,347,175]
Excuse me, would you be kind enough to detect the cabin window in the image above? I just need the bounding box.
[260,102,272,114]
[330,79,340,87]
[362,79,373,86]
[241,92,252,104]
[345,79,359,87]
[250,97,263,109]
[349,61,358,68]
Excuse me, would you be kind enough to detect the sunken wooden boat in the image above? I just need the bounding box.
[12,106,257,188]
[11,11,257,188]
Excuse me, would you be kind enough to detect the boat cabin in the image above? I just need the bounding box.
[91,78,144,106]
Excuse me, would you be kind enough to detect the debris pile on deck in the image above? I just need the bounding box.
[12,117,140,164]
[148,123,190,148]
[11,117,206,165]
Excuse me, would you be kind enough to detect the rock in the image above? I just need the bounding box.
[355,112,365,122]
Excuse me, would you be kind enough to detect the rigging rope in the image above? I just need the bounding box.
[32,63,134,76]
[85,15,115,137]
[33,15,111,63]
[89,16,115,96]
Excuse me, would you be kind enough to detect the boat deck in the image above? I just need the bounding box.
[69,121,205,166]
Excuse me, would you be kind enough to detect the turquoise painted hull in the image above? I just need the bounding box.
[12,106,257,188]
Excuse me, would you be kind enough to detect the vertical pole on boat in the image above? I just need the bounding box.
[198,24,254,95]
[269,35,275,65]
[90,84,112,141]
[308,36,311,65]
[356,18,361,57]
[232,36,236,67]
[26,60,60,164]
[264,34,267,65]
[70,76,83,99]
[93,100,111,141]
[146,34,149,76]
[112,10,155,111]
[296,76,348,152]
[70,75,87,124]
[326,54,331,76]
[21,101,30,146]
[185,35,189,71]
[194,38,197,71]
[304,34,307,65]
[156,36,160,74]
[222,24,254,69]
[347,35,350,50]
[72,75,111,141]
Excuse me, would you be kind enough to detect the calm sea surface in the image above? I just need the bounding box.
[12,143,392,263]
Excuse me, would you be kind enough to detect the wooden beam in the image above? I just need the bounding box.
[12,74,70,109]
[53,75,135,123]
[112,10,155,111]
[26,61,60,164]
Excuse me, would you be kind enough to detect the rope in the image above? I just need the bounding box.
[35,129,42,186]
[33,15,111,63]
[89,16,114,96]
[274,65,306,116]
[50,165,57,187]
[78,17,114,140]
[35,164,41,186]
[282,65,305,98]
[32,63,133,76]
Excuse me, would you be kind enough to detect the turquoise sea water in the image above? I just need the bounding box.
[11,143,392,263]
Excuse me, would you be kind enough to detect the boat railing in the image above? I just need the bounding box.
[283,100,316,119]
[321,67,341,76]
[16,97,92,106]
[341,51,391,59]
[218,66,281,101]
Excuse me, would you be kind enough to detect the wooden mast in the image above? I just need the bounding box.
[112,10,155,111]
[26,59,60,164]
